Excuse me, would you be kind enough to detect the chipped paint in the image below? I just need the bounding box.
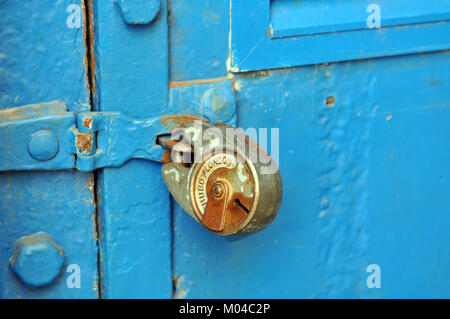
[169,76,231,88]
[0,101,68,122]
[231,79,242,92]
[76,132,94,155]
[236,162,249,183]
[83,116,93,129]
[173,274,188,299]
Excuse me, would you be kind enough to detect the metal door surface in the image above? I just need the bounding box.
[1,0,449,298]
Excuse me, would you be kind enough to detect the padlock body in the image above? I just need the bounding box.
[162,120,282,237]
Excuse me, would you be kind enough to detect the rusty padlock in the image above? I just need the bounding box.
[160,119,282,237]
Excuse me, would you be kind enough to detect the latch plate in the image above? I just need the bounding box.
[0,101,76,171]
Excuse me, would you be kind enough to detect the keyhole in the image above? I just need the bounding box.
[234,198,250,214]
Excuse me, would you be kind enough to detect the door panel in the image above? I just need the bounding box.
[169,0,230,81]
[0,1,98,298]
[92,0,172,298]
[171,1,450,298]
[270,0,450,38]
[231,0,450,71]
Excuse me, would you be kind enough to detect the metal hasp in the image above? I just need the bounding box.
[0,101,201,171]
[0,101,282,236]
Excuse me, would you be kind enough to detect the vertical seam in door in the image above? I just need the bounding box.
[82,0,102,299]
[167,0,177,299]
[170,197,176,298]
[82,0,96,109]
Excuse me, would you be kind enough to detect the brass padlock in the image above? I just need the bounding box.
[160,119,282,237]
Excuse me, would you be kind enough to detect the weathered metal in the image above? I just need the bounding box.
[0,102,209,171]
[202,180,230,231]
[162,120,282,237]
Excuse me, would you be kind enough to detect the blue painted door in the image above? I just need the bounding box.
[1,0,450,298]
[0,1,99,298]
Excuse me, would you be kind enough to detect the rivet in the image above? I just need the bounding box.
[27,130,59,161]
[212,182,225,199]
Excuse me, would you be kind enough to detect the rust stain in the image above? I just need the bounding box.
[88,174,95,189]
[191,151,257,235]
[93,279,99,295]
[83,174,97,241]
[239,70,271,80]
[83,117,93,129]
[92,209,98,241]
[210,93,229,112]
[82,0,96,96]
[157,135,179,150]
[81,1,89,94]
[0,107,67,121]
[168,6,174,25]
[326,96,335,107]
[160,114,206,131]
[160,150,172,163]
[83,56,89,92]
[207,167,253,234]
[202,180,229,231]
[76,132,94,154]
[169,76,231,88]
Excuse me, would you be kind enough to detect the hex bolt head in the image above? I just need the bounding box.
[9,232,64,288]
[27,130,59,161]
